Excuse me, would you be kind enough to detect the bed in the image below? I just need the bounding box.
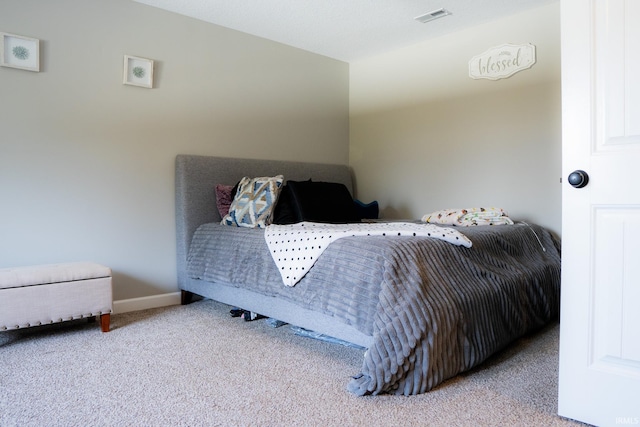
[175,154,561,396]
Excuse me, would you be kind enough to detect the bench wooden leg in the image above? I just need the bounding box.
[100,313,110,332]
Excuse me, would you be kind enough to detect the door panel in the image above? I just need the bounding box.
[596,0,640,145]
[592,208,640,367]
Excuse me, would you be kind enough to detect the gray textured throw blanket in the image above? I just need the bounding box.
[187,222,561,395]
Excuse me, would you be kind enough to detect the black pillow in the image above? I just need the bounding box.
[354,199,379,220]
[271,185,297,224]
[287,180,360,223]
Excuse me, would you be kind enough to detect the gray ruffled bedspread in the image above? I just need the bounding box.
[187,222,561,396]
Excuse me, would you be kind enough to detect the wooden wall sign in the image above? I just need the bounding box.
[468,43,536,80]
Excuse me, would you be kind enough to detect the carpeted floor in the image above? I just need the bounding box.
[0,299,586,427]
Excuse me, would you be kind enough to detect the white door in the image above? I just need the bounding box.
[558,0,640,426]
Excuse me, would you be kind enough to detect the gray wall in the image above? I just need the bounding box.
[350,3,562,236]
[1,1,562,307]
[0,0,349,302]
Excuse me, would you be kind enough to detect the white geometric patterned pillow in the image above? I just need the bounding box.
[222,175,284,228]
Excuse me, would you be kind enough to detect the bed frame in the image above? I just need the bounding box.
[175,154,373,348]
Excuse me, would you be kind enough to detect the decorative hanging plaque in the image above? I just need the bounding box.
[468,43,536,80]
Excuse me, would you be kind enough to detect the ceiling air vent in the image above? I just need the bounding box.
[414,8,452,24]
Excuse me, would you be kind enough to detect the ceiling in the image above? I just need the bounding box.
[133,0,556,62]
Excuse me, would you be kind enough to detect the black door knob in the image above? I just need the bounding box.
[568,170,589,188]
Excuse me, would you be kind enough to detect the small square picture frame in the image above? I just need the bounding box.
[1,32,40,72]
[123,55,154,88]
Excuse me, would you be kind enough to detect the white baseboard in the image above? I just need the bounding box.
[113,292,181,314]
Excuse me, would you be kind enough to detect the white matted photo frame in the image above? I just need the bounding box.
[1,32,40,72]
[123,55,154,88]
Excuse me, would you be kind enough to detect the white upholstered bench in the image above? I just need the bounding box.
[0,262,112,332]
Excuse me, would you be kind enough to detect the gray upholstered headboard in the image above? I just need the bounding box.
[175,155,354,288]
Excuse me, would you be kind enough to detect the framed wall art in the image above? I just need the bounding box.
[123,55,154,88]
[1,32,40,72]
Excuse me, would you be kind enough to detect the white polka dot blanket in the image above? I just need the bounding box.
[265,221,473,287]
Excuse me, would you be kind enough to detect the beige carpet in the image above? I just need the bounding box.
[0,299,586,427]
